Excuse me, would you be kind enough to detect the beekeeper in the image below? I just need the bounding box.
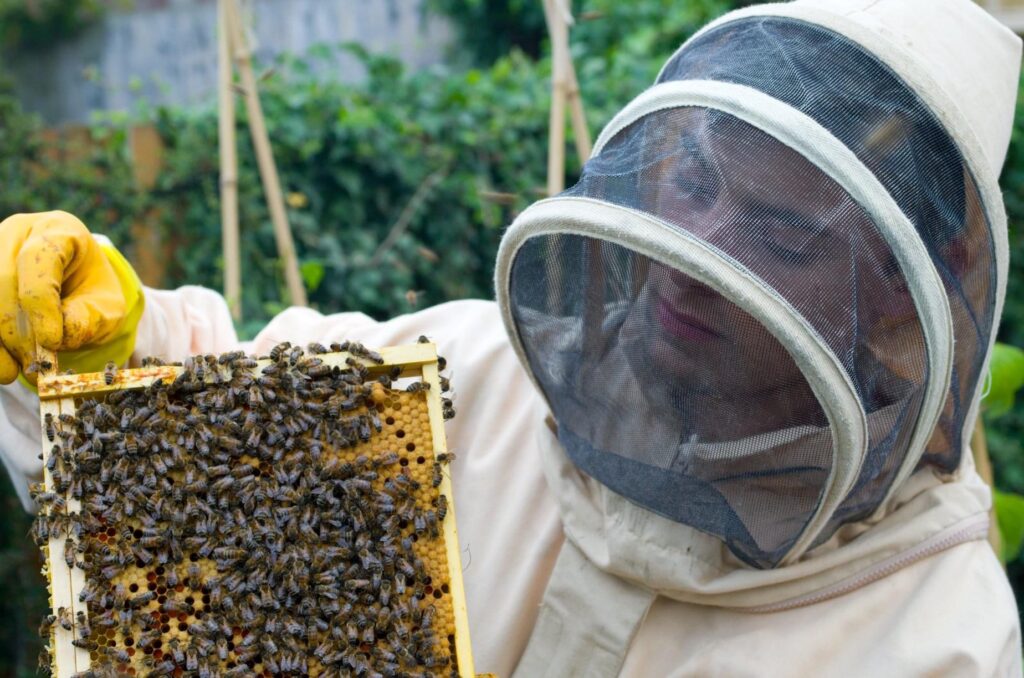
[1,0,1020,674]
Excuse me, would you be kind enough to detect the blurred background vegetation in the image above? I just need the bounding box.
[1,0,1023,673]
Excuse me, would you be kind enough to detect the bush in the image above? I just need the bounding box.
[1,2,755,335]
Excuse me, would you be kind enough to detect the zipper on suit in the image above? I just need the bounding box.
[745,514,990,613]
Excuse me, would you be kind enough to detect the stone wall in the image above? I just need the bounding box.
[8,0,451,124]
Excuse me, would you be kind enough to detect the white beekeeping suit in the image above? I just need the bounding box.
[497,0,1024,674]
[0,0,1020,675]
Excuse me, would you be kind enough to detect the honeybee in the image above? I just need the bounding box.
[75,611,90,638]
[69,638,97,652]
[25,359,53,375]
[43,413,55,441]
[56,606,73,631]
[185,646,199,671]
[31,516,50,545]
[103,361,117,385]
[217,350,245,365]
[35,492,66,512]
[161,598,190,614]
[423,654,450,668]
[166,638,185,664]
[269,341,292,362]
[425,509,440,537]
[100,646,132,663]
[63,537,76,568]
[148,660,176,677]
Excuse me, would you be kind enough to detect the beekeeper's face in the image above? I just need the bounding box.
[625,115,915,402]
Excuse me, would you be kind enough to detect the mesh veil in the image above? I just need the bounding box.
[509,106,929,567]
[659,18,995,535]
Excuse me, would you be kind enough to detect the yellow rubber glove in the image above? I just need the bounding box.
[0,211,144,385]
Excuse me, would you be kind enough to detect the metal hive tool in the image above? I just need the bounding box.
[32,342,475,677]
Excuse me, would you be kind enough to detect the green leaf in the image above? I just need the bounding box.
[994,489,1024,564]
[984,343,1024,417]
[299,260,326,293]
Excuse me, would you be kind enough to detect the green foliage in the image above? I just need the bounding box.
[428,0,547,66]
[0,70,39,191]
[986,343,1024,565]
[995,489,1024,565]
[431,0,751,76]
[0,0,111,51]
[984,343,1024,416]
[0,475,48,678]
[153,44,553,332]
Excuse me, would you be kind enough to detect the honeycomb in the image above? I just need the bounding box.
[32,343,470,678]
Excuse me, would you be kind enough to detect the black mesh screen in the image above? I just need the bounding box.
[658,16,996,498]
[509,107,928,567]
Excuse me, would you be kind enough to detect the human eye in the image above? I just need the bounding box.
[757,222,824,266]
[763,239,815,265]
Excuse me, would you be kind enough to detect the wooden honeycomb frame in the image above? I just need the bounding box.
[36,342,475,677]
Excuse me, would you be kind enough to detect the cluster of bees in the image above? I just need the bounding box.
[32,341,460,678]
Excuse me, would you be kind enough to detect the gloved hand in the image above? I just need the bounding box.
[0,211,144,385]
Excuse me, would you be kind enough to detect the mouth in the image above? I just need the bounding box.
[655,295,720,342]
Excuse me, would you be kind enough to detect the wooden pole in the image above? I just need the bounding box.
[128,125,168,287]
[971,413,1003,558]
[542,0,569,314]
[218,0,242,319]
[544,0,569,197]
[566,71,591,163]
[542,0,604,359]
[224,0,307,308]
[545,0,590,166]
[565,50,591,163]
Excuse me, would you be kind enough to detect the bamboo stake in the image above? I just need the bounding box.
[224,0,307,308]
[543,0,570,314]
[569,62,593,164]
[971,413,1003,557]
[565,50,591,163]
[542,0,604,359]
[545,0,590,166]
[218,0,242,320]
[544,0,569,197]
